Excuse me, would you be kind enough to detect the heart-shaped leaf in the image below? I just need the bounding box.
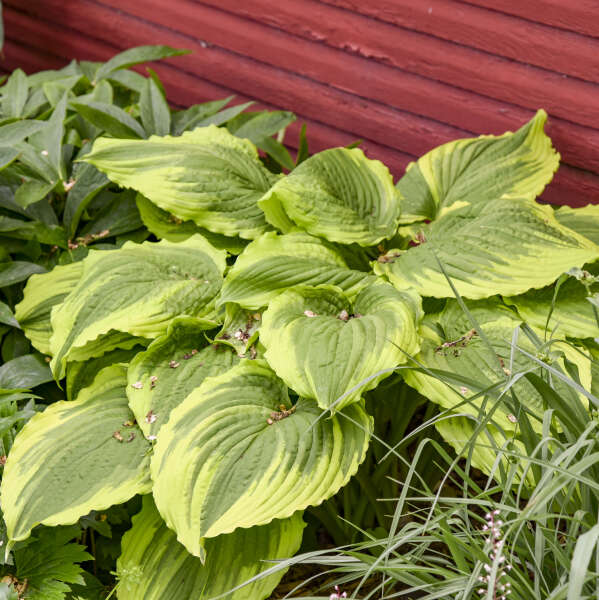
[261,282,421,411]
[83,126,279,239]
[117,496,304,599]
[49,236,225,378]
[1,366,151,546]
[259,147,399,246]
[505,264,599,339]
[396,110,559,224]
[151,360,372,557]
[375,198,599,299]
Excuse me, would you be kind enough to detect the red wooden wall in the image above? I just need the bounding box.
[3,0,599,206]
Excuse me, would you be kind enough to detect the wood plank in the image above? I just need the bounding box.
[456,0,599,39]
[15,0,599,176]
[4,5,475,157]
[3,9,597,207]
[187,0,599,131]
[213,0,599,85]
[1,18,414,178]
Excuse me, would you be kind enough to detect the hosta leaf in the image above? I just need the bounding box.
[127,316,239,437]
[403,299,591,431]
[83,125,279,239]
[554,204,599,245]
[261,282,421,411]
[1,366,151,545]
[49,236,226,378]
[67,346,145,401]
[136,194,248,253]
[215,304,261,354]
[15,261,83,355]
[396,110,559,224]
[259,147,399,246]
[117,496,303,600]
[435,414,529,482]
[218,231,371,310]
[505,265,599,339]
[151,360,372,556]
[375,198,599,299]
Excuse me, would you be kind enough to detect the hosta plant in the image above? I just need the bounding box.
[3,94,599,600]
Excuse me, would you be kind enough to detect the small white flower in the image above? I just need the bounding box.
[304,310,317,317]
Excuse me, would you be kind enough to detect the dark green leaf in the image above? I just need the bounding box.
[0,301,19,328]
[63,163,109,236]
[93,45,189,83]
[106,69,147,94]
[0,214,65,247]
[0,147,19,170]
[79,190,142,238]
[70,100,146,139]
[0,120,45,145]
[0,354,53,389]
[0,261,46,287]
[196,100,254,127]
[170,96,233,135]
[139,77,170,136]
[296,123,309,165]
[1,69,28,119]
[256,136,295,170]
[228,110,295,142]
[14,179,55,209]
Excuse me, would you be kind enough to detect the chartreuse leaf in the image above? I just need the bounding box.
[49,236,226,378]
[375,198,599,299]
[261,282,421,412]
[396,109,559,224]
[1,366,151,545]
[505,264,599,339]
[259,147,399,245]
[554,204,599,245]
[218,231,371,310]
[215,304,262,354]
[151,360,372,557]
[83,126,279,239]
[15,261,83,355]
[117,496,303,600]
[127,317,239,437]
[136,194,248,253]
[403,299,591,432]
[434,414,529,480]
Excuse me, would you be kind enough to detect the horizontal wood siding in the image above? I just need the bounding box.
[3,0,599,207]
